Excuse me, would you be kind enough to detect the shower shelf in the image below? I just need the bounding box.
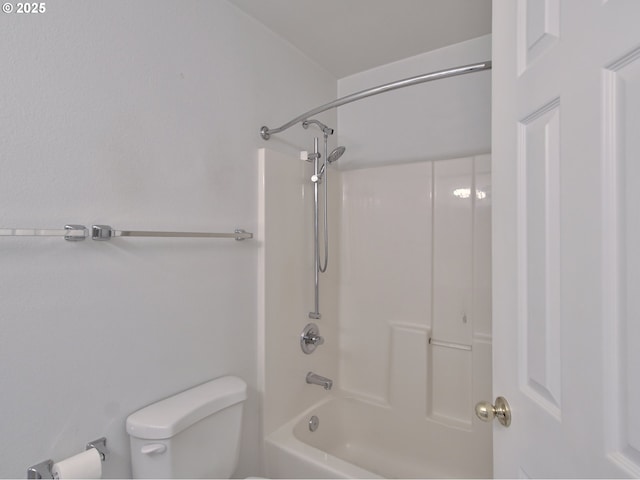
[0,225,253,242]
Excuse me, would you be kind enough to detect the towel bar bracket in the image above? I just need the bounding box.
[64,225,88,241]
[91,225,114,241]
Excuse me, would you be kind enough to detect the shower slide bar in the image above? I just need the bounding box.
[260,61,492,140]
[429,338,472,351]
[0,225,253,241]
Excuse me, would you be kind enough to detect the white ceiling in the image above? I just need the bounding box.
[228,0,492,78]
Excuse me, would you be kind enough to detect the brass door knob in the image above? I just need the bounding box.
[475,396,511,427]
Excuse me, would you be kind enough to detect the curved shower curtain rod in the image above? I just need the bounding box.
[260,60,492,140]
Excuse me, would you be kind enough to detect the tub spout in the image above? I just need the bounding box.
[306,372,333,390]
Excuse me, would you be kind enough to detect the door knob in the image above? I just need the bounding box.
[475,396,511,427]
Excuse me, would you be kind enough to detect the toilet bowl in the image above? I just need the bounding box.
[126,376,247,479]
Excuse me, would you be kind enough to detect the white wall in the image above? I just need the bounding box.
[0,1,335,477]
[337,34,491,168]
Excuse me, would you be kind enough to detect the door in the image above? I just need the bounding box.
[492,0,640,477]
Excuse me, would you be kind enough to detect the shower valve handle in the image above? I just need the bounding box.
[307,334,324,345]
[300,323,324,354]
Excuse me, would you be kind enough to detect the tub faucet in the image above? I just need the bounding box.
[306,372,333,390]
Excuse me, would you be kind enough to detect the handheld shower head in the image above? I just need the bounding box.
[328,146,346,163]
[312,146,345,182]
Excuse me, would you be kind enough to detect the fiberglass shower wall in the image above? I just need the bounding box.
[258,146,341,437]
[339,156,492,430]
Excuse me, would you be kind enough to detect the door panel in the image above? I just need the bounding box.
[492,0,640,477]
[518,98,562,419]
[603,44,640,473]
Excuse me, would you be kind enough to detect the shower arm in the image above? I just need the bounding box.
[260,61,491,140]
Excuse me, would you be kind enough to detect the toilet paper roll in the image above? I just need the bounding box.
[52,448,102,479]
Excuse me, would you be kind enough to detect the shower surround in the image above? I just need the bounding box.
[339,156,492,422]
[258,150,492,478]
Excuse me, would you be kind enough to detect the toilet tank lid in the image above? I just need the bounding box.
[126,376,247,440]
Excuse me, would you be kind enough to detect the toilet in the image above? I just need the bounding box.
[126,375,247,479]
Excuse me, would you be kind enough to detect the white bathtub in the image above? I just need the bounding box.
[265,396,492,479]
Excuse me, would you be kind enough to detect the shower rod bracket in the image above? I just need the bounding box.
[260,126,271,141]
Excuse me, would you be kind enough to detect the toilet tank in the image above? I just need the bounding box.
[126,376,247,479]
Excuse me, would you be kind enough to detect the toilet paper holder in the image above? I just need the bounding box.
[27,437,107,479]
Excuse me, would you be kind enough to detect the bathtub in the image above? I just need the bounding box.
[265,395,492,479]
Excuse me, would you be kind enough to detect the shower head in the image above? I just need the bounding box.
[302,119,334,136]
[328,146,346,164]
